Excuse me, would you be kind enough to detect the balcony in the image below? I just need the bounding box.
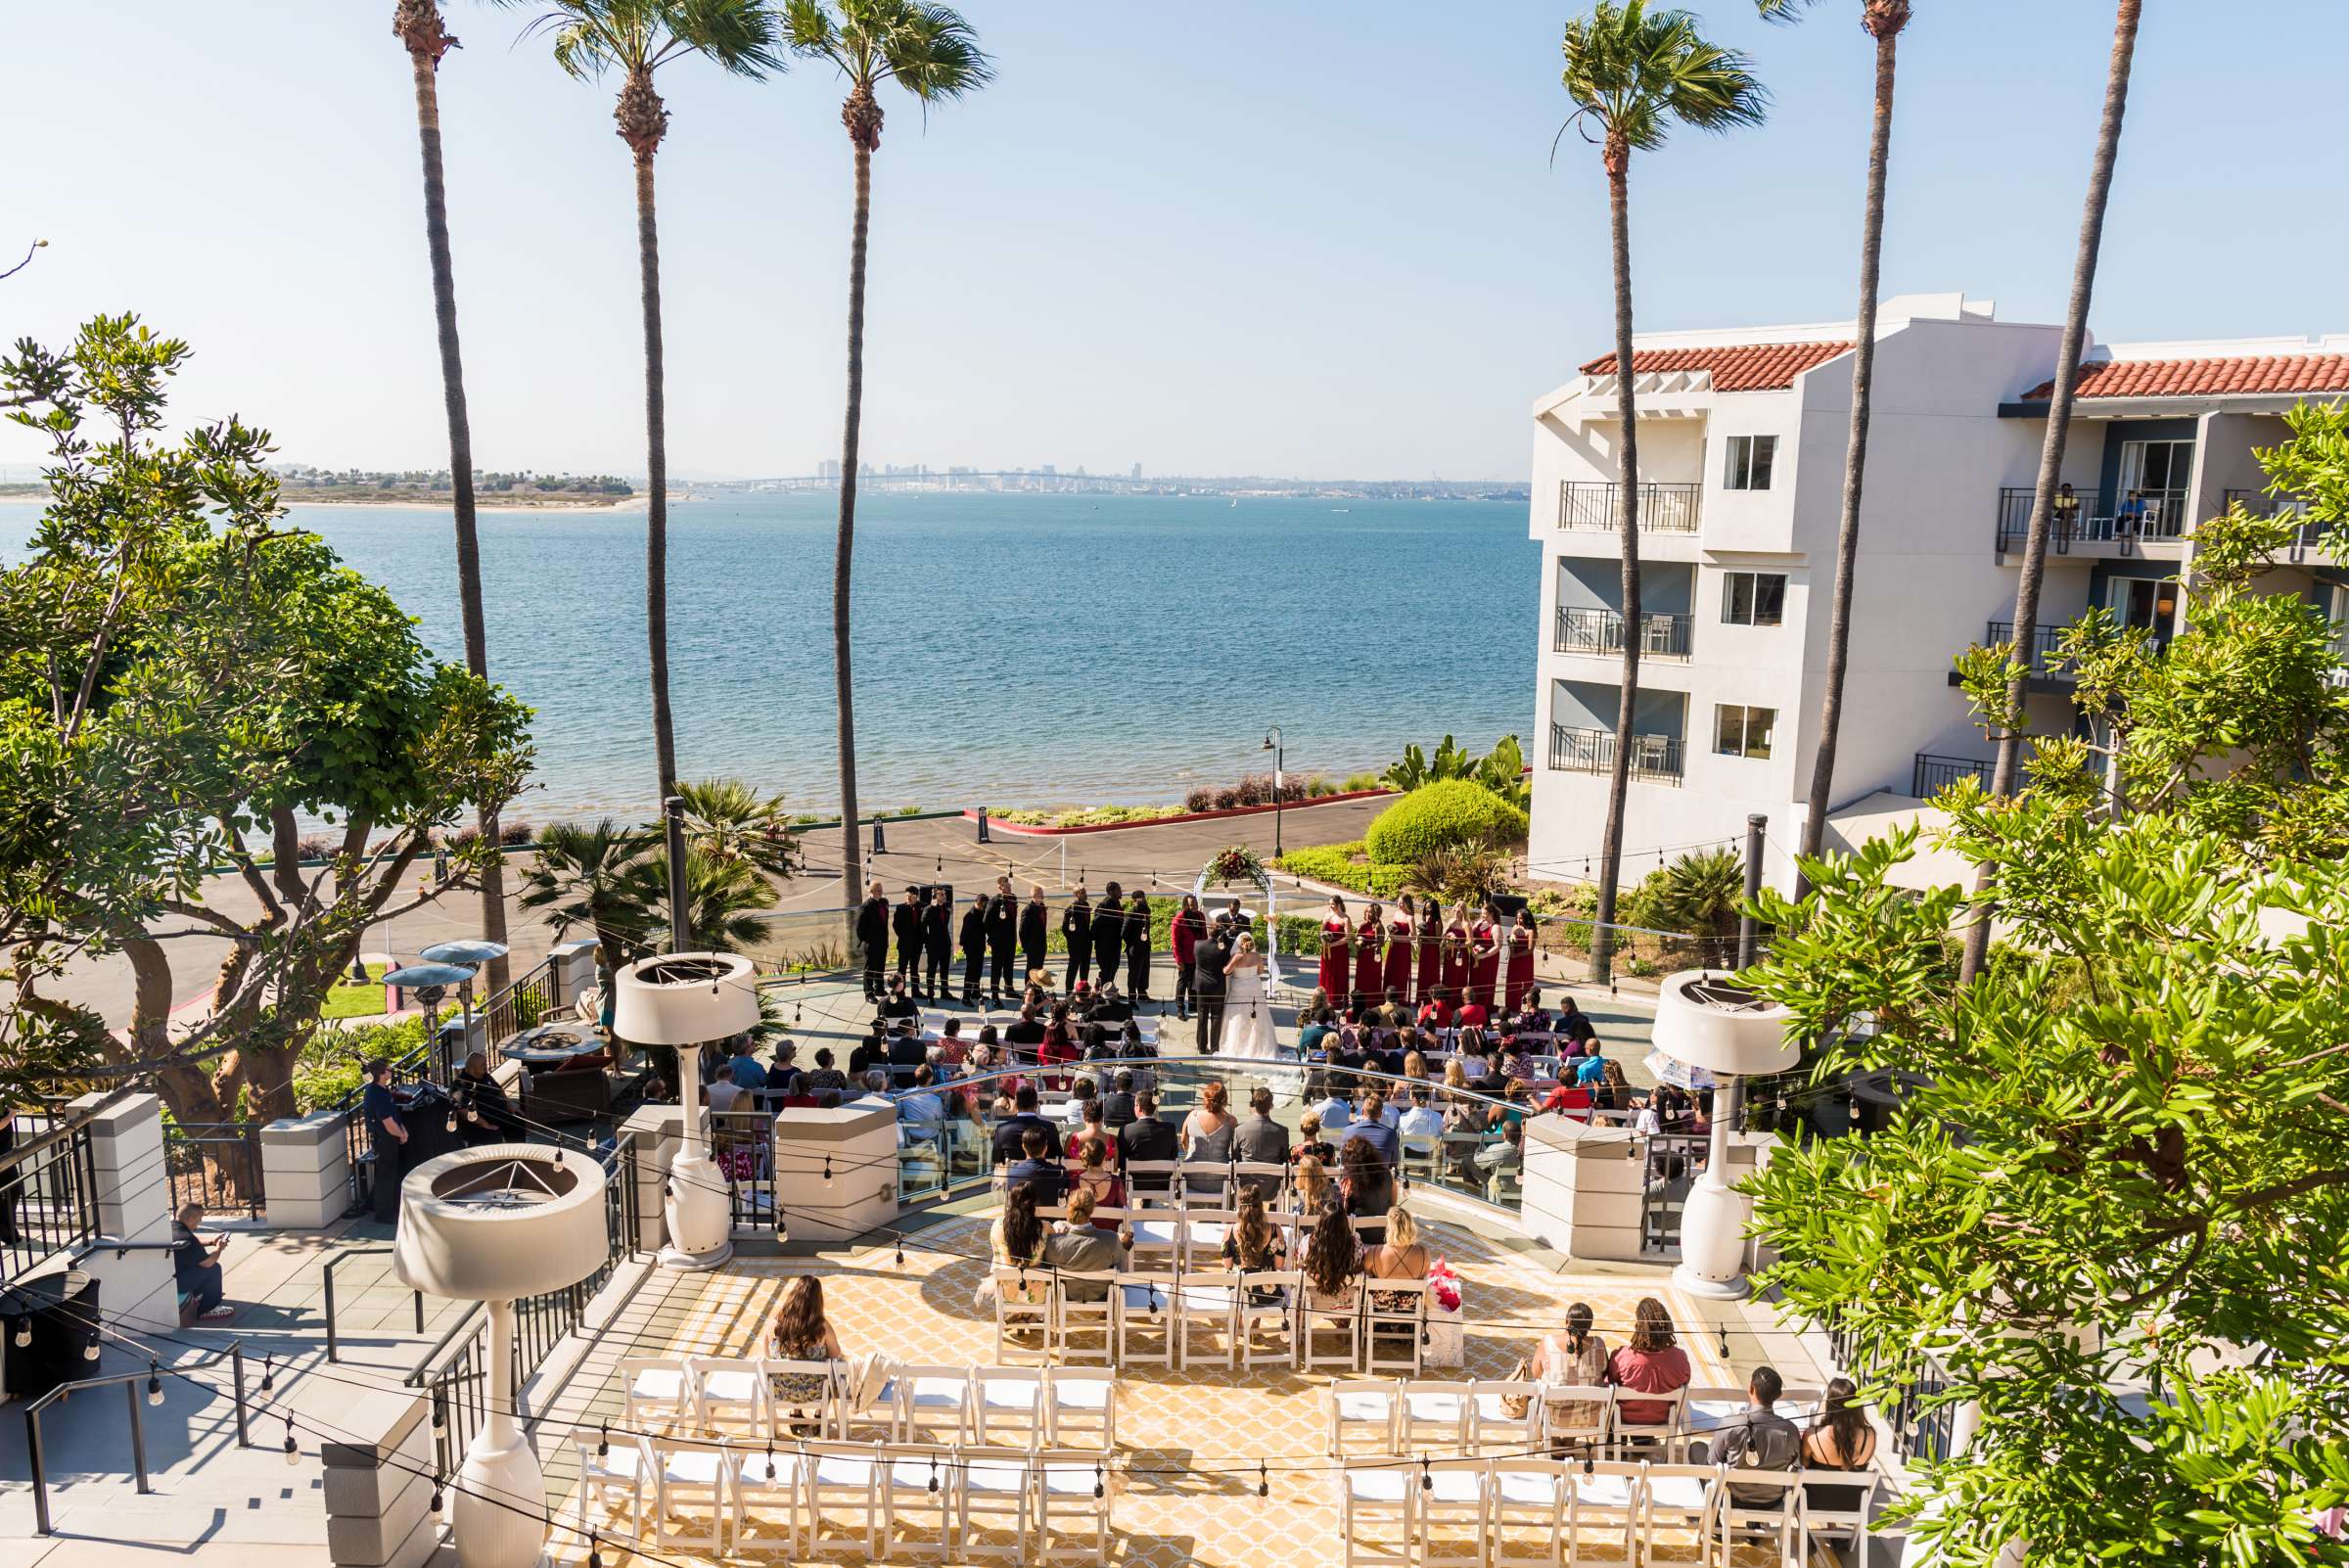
[1553,605,1693,660]
[1984,619,2070,676]
[1911,752,1993,797]
[1549,723,1684,784]
[1558,481,1701,534]
[1994,485,2188,557]
[2224,487,2330,561]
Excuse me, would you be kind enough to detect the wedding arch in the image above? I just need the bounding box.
[1190,846,1284,992]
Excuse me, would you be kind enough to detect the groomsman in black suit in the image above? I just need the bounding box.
[893,886,925,995]
[1019,886,1048,984]
[1060,887,1092,992]
[986,878,1019,1004]
[854,880,891,1001]
[921,887,952,1000]
[1093,884,1126,992]
[1192,911,1233,1052]
[957,895,989,1005]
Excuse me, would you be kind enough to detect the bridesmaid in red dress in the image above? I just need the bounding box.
[1413,896,1442,1005]
[1382,900,1413,1006]
[1502,906,1538,1013]
[1354,903,1386,1014]
[1468,903,1501,1011]
[1440,903,1472,1003]
[1317,896,1352,1006]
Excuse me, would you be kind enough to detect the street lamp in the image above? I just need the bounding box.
[1262,726,1283,856]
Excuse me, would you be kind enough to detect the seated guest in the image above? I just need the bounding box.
[707,1074,744,1115]
[1069,1098,1113,1164]
[764,1041,806,1098]
[1038,1017,1079,1085]
[1415,993,1453,1033]
[803,1047,850,1095]
[1360,1204,1430,1313]
[1575,1044,1609,1087]
[1231,1085,1291,1184]
[1497,1036,1536,1084]
[1072,1138,1125,1220]
[933,1018,968,1067]
[898,1064,945,1128]
[1223,1187,1290,1308]
[1340,1136,1394,1243]
[767,1275,846,1419]
[1100,1069,1139,1130]
[1530,1302,1611,1438]
[726,1037,770,1089]
[1608,1297,1693,1435]
[1475,1118,1524,1195]
[990,1084,1063,1167]
[1042,1187,1121,1295]
[1592,1059,1629,1113]
[1302,1204,1361,1312]
[1344,1090,1401,1169]
[171,1203,234,1319]
[1802,1377,1879,1513]
[1369,988,1410,1031]
[988,1186,1048,1305]
[1005,1005,1046,1052]
[1292,1111,1334,1170]
[1313,1084,1354,1132]
[1397,1087,1444,1145]
[1455,1030,1491,1082]
[1293,1154,1337,1217]
[887,1027,929,1076]
[1441,1059,1469,1097]
[877,977,919,1025]
[1539,1078,1594,1119]
[1557,995,1596,1047]
[1297,1008,1335,1059]
[1081,1022,1120,1064]
[1709,1364,1804,1506]
[1455,995,1490,1031]
[1117,1089,1179,1177]
[453,1050,514,1144]
[1006,1128,1066,1203]
[848,1034,885,1081]
[1090,985,1134,1026]
[1400,1047,1427,1084]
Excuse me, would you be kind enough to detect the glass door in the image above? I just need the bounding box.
[2109,576,2181,645]
[2116,438,2195,534]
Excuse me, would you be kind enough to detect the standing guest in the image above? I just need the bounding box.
[1440,903,1472,1005]
[171,1203,235,1319]
[957,894,989,1006]
[361,1058,408,1224]
[1060,887,1092,993]
[1231,1085,1291,1193]
[856,880,892,1001]
[1192,913,1229,1053]
[2052,479,2082,540]
[1557,995,1597,1049]
[1504,906,1538,1013]
[1316,896,1352,1005]
[1019,885,1049,983]
[922,886,953,1001]
[1352,902,1385,1015]
[1171,895,1207,1020]
[1469,902,1502,1011]
[1608,1297,1694,1435]
[1801,1377,1880,1512]
[1530,1303,1610,1441]
[1709,1364,1804,1506]
[986,880,1019,1005]
[767,1276,845,1423]
[1382,899,1414,1009]
[1413,896,1443,1007]
[1092,884,1126,991]
[1124,892,1154,1003]
[893,886,926,995]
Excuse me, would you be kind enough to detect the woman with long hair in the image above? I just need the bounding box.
[1302,1202,1360,1309]
[1440,902,1472,1004]
[1318,895,1352,1005]
[1293,1152,1335,1218]
[1360,1203,1429,1316]
[1354,901,1386,1015]
[1340,1132,1393,1243]
[1075,1137,1125,1224]
[1469,901,1502,1012]
[1802,1376,1878,1511]
[1413,895,1443,1007]
[1503,906,1538,1013]
[1606,1296,1692,1432]
[767,1275,845,1414]
[1222,1185,1289,1307]
[990,1184,1049,1305]
[1531,1301,1609,1441]
[1382,898,1414,1007]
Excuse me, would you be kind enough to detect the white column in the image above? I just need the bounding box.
[69,1091,177,1331]
[660,1044,731,1268]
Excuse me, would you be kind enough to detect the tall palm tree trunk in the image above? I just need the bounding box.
[1795,5,1907,899]
[831,99,879,925]
[398,1,508,990]
[1590,146,1640,985]
[1958,0,2141,983]
[623,80,679,805]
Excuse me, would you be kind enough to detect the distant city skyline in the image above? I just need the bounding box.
[3,2,2345,480]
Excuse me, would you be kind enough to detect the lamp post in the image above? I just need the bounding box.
[1262,726,1283,857]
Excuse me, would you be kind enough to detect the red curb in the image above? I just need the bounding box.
[964,788,1400,837]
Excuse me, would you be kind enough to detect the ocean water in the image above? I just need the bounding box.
[0,491,1537,821]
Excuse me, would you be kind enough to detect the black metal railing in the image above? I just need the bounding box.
[163,1122,264,1221]
[714,1111,777,1232]
[23,1340,252,1536]
[1997,484,2190,555]
[1548,723,1685,783]
[1818,1308,1961,1466]
[1554,606,1693,660]
[1558,481,1702,534]
[2224,487,2329,557]
[1983,620,2070,675]
[0,1116,101,1286]
[322,1247,427,1363]
[1639,1131,1708,1254]
[479,956,557,1065]
[1912,752,1995,798]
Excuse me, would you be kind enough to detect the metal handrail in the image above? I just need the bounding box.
[23,1339,251,1536]
[322,1246,426,1363]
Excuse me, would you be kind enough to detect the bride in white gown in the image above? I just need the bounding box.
[1220,933,1284,1061]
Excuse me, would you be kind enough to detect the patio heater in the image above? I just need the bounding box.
[421,939,510,1064]
[1650,969,1795,1300]
[614,948,760,1269]
[395,1144,608,1568]
[381,962,478,1080]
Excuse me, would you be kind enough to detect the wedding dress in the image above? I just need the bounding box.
[1221,953,1284,1061]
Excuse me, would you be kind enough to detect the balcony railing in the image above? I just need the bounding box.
[1558,481,1701,534]
[2223,488,2329,557]
[1553,605,1693,660]
[1912,752,1994,798]
[1984,619,2069,675]
[1995,485,2189,554]
[1549,723,1684,783]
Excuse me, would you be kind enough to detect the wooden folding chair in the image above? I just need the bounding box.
[1363,1279,1433,1377]
[1487,1458,1572,1568]
[1033,1449,1112,1564]
[993,1267,1052,1363]
[647,1434,729,1554]
[727,1438,806,1555]
[954,1444,1036,1563]
[1303,1278,1366,1374]
[1235,1270,1302,1370]
[1417,1456,1491,1568]
[622,1357,696,1433]
[567,1429,646,1545]
[1114,1270,1181,1370]
[972,1364,1046,1449]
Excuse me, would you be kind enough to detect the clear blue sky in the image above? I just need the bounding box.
[4,1,2343,481]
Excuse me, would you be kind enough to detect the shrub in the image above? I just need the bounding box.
[1274,843,1410,898]
[498,819,535,847]
[1363,779,1527,865]
[1213,787,1241,810]
[295,835,334,862]
[1185,786,1216,813]
[1231,775,1267,807]
[1304,775,1335,798]
[1341,771,1383,793]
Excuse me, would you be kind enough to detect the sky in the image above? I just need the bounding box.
[4,1,2346,482]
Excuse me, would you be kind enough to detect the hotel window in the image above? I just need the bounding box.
[1723,435,1776,491]
[1720,571,1787,626]
[1715,704,1776,761]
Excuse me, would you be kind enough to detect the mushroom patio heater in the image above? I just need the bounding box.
[613,949,760,1269]
[394,1143,608,1568]
[421,940,509,1064]
[1650,969,1796,1300]
[382,961,478,1075]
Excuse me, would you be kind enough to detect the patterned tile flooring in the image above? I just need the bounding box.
[547,1209,1826,1566]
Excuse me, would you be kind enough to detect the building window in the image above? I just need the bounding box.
[1723,435,1776,491]
[1720,571,1786,626]
[1715,704,1776,761]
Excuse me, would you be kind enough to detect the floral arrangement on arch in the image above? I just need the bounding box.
[1425,1257,1461,1314]
[1205,846,1266,886]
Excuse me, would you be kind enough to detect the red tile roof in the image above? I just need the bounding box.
[1578,341,1851,392]
[2024,354,2349,400]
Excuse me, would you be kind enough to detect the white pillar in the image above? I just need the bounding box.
[451,1298,545,1568]
[69,1092,178,1331]
[661,1043,731,1269]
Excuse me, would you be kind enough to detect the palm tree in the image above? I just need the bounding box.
[393,0,511,991]
[518,818,655,975]
[1560,1,1766,982]
[1958,0,2143,982]
[1640,848,1743,966]
[675,774,800,875]
[503,0,782,801]
[1759,0,1911,891]
[628,847,779,951]
[784,0,990,922]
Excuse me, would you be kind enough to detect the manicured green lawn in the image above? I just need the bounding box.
[321,963,388,1020]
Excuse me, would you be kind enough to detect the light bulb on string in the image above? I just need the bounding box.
[429,1479,443,1515]
[587,1534,602,1568]
[260,1355,275,1394]
[283,1416,299,1466]
[10,1317,26,1348]
[83,1335,100,1362]
[147,1362,163,1407]
[823,1155,833,1187]
[596,1424,609,1458]
[774,1209,789,1244]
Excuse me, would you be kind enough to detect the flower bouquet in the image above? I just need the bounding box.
[1206,845,1265,885]
[1425,1257,1462,1314]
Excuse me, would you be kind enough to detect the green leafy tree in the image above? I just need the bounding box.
[784,0,990,925]
[1381,733,1531,812]
[1560,1,1766,982]
[501,0,782,799]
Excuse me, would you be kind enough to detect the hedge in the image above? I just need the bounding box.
[1273,842,1412,898]
[1362,779,1528,864]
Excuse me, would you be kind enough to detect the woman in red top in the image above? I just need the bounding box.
[1354,902,1386,1013]
[1037,1015,1079,1090]
[1468,902,1501,1011]
[1382,900,1413,1004]
[1440,902,1471,1003]
[1317,896,1352,1003]
[1502,906,1538,1013]
[1412,896,1442,1005]
[1171,894,1207,1021]
[1606,1296,1692,1428]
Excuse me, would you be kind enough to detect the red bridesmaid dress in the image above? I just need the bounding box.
[1503,921,1537,1013]
[1440,920,1470,1001]
[1382,915,1412,1002]
[1469,919,1501,1010]
[1354,917,1384,1009]
[1414,913,1442,1003]
[1318,916,1352,1002]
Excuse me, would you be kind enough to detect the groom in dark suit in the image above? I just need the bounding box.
[1192,911,1233,1053]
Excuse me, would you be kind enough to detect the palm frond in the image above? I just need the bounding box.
[1752,0,1819,21]
[790,0,990,100]
[1561,0,1768,154]
[664,0,786,76]
[884,1,992,102]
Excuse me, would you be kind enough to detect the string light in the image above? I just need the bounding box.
[1420,1456,1433,1492]
[146,1361,163,1407]
[596,1423,609,1458]
[1258,1461,1269,1499]
[823,1156,834,1186]
[429,1478,443,1515]
[260,1354,275,1394]
[83,1335,100,1362]
[9,1317,25,1348]
[283,1415,299,1466]
[586,1533,602,1568]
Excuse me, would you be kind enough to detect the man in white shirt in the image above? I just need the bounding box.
[1397,1088,1444,1144]
[1313,1087,1353,1131]
[898,1064,945,1130]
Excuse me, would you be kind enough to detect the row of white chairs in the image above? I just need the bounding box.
[1336,1454,1886,1568]
[995,1264,1445,1375]
[572,1434,1111,1560]
[1331,1379,1831,1466]
[620,1357,1115,1449]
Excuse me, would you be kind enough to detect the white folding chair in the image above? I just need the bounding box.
[622,1357,696,1433]
[1033,1449,1111,1564]
[1364,1279,1433,1377]
[1606,1385,1686,1461]
[954,1445,1036,1563]
[882,1363,974,1445]
[1183,1207,1236,1261]
[1417,1456,1490,1568]
[690,1354,767,1434]
[1638,1459,1718,1554]
[1466,1381,1541,1455]
[1123,1209,1184,1271]
[1303,1278,1366,1374]
[993,1267,1052,1363]
[1235,1270,1302,1370]
[1044,1367,1117,1451]
[1049,1270,1121,1366]
[1401,1379,1474,1453]
[1232,1161,1289,1203]
[728,1439,807,1555]
[1337,1455,1415,1568]
[648,1435,729,1554]
[801,1441,886,1558]
[1123,1160,1181,1210]
[1712,1468,1803,1565]
[1400,1133,1441,1185]
[760,1358,844,1439]
[1536,1384,1611,1464]
[1172,1268,1240,1368]
[1563,1458,1642,1568]
[1330,1377,1402,1455]
[568,1429,645,1544]
[1114,1270,1181,1370]
[1179,1157,1234,1207]
[1795,1466,1885,1568]
[1487,1458,1572,1568]
[880,1443,957,1558]
[972,1364,1047,1449]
